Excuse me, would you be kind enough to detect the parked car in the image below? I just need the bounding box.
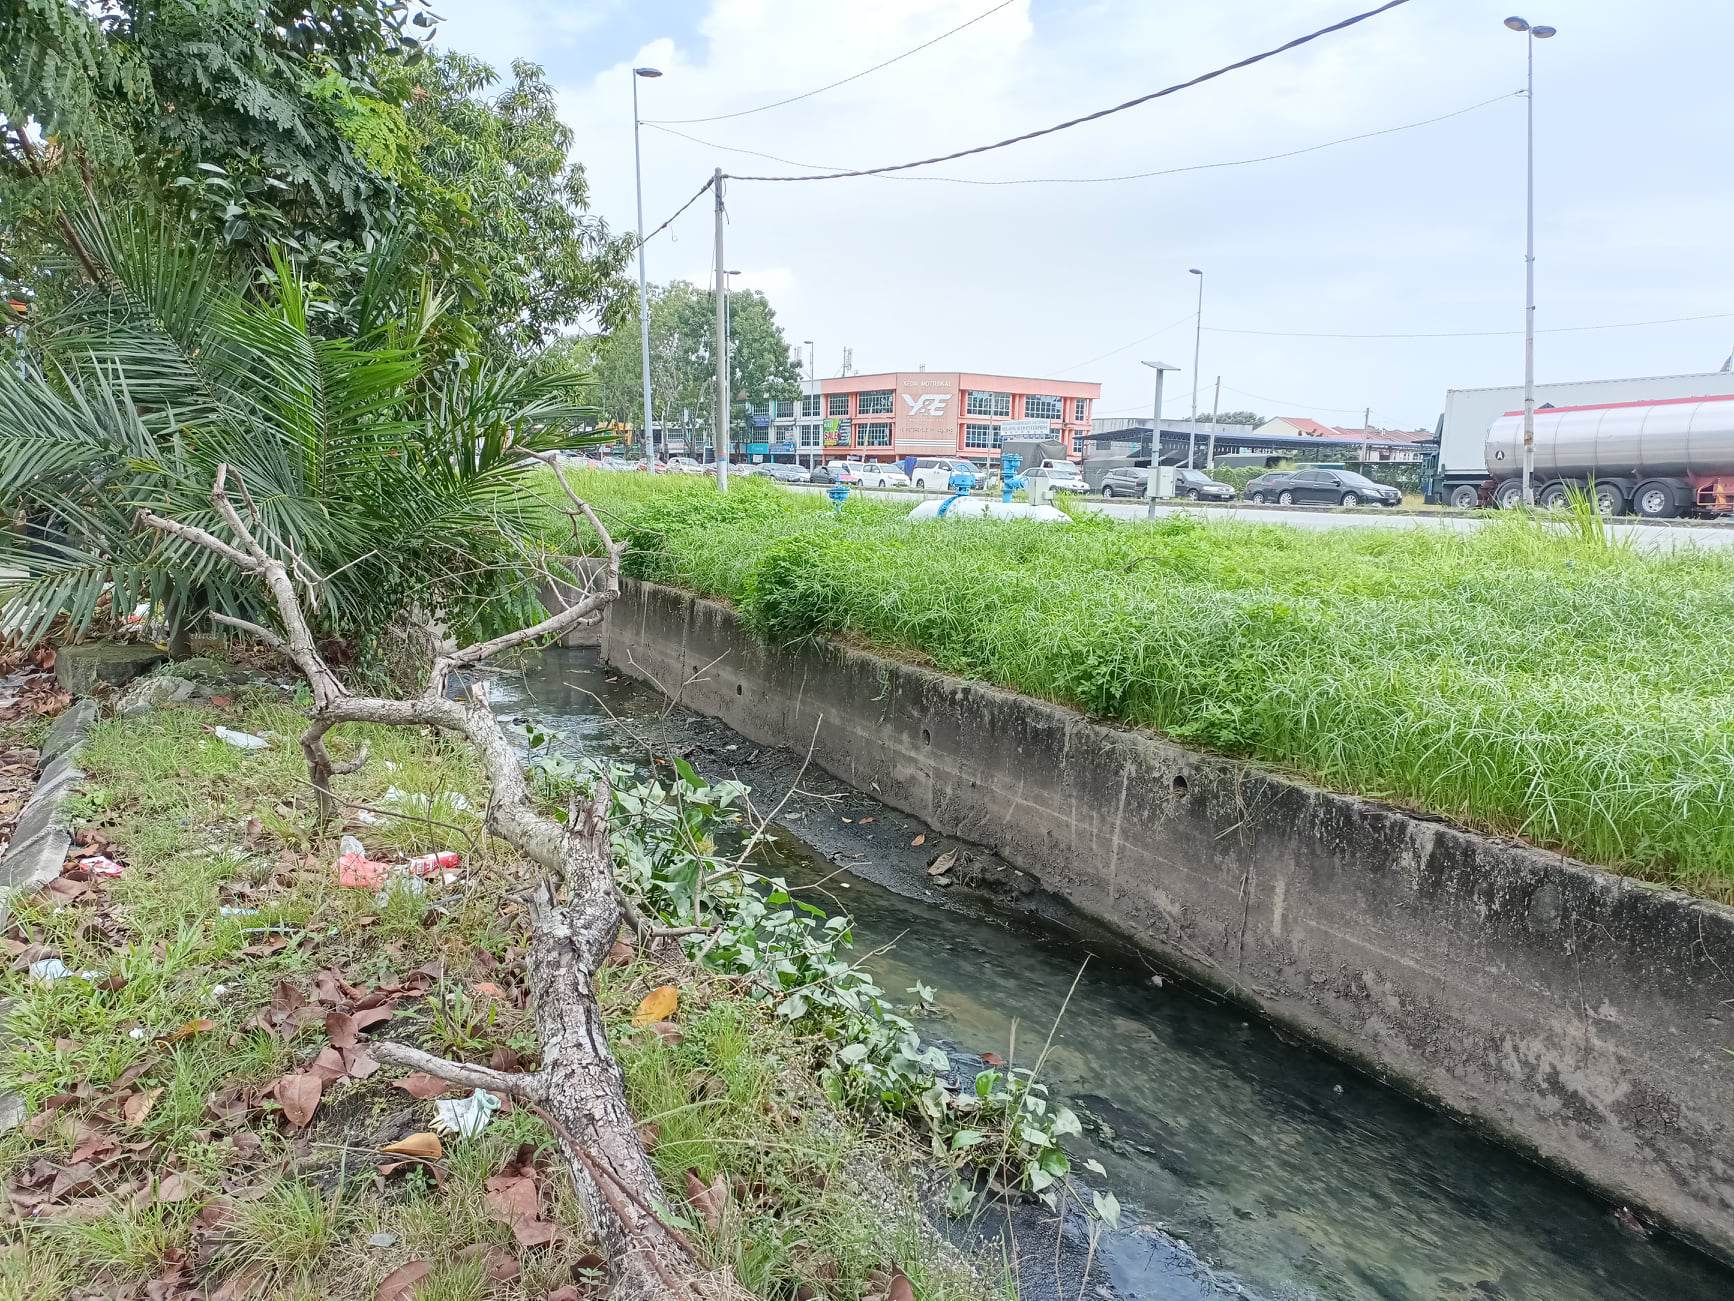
[757,463,811,483]
[831,460,909,488]
[908,457,981,491]
[826,460,862,484]
[1244,468,1400,507]
[807,464,834,484]
[666,456,706,475]
[1173,468,1235,501]
[1025,464,1088,494]
[1098,467,1148,499]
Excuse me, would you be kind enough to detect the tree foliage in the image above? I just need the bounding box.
[569,280,801,443]
[1,3,628,351]
[0,208,605,653]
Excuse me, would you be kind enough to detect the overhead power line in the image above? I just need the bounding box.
[1220,384,1370,414]
[647,0,1016,126]
[648,89,1516,187]
[720,0,1416,182]
[633,174,716,251]
[1206,310,1734,340]
[1053,311,1196,377]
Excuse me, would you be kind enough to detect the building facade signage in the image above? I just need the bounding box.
[896,373,957,449]
[822,417,851,447]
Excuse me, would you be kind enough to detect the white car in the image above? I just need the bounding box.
[832,460,909,489]
[666,456,706,475]
[1025,465,1088,494]
[908,457,984,491]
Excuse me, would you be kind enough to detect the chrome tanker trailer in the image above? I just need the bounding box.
[1483,393,1734,517]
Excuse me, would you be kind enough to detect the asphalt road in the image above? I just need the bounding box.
[784,483,1734,553]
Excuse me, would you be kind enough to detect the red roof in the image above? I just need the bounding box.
[1275,417,1339,436]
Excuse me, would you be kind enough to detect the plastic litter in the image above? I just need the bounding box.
[28,958,70,983]
[383,786,471,813]
[368,1231,399,1249]
[213,726,270,750]
[432,1088,501,1138]
[82,855,124,878]
[405,850,461,876]
[217,906,260,917]
[374,872,427,908]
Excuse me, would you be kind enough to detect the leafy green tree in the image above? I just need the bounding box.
[1203,410,1263,426]
[569,279,799,449]
[2,4,628,352]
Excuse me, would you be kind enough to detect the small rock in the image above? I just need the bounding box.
[933,876,953,888]
[368,1231,399,1249]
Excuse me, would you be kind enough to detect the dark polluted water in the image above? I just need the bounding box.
[492,647,1733,1301]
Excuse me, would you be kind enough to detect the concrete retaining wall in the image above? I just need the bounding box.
[600,579,1734,1260]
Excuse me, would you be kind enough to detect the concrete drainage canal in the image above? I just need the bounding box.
[493,647,1733,1301]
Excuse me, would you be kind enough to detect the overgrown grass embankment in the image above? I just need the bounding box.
[0,691,993,1299]
[554,468,1734,902]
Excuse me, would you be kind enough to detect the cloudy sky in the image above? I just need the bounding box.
[433,0,1733,430]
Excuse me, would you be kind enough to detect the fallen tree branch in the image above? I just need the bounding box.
[136,462,748,1301]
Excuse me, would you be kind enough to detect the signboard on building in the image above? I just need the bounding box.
[750,413,771,431]
[999,419,1051,442]
[769,441,796,455]
[747,441,770,455]
[896,372,957,449]
[822,417,850,447]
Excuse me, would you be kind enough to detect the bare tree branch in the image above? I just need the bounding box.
[209,612,286,650]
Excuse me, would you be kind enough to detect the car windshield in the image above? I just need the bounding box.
[1338,472,1380,489]
[1177,470,1206,483]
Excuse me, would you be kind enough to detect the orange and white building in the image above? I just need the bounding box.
[786,371,1100,463]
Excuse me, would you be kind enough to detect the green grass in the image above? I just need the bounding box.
[554,467,1734,900]
[0,685,1000,1299]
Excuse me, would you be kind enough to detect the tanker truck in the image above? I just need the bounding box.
[1482,393,1734,517]
[1434,370,1734,513]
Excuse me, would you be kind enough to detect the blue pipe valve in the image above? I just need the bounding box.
[826,483,851,511]
[936,469,976,518]
[999,452,1024,504]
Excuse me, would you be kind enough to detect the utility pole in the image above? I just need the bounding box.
[631,67,663,462]
[712,169,729,492]
[1506,15,1556,505]
[1206,375,1222,468]
[1187,268,1204,469]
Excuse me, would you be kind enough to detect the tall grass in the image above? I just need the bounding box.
[556,469,1734,900]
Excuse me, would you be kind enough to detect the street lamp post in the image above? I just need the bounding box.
[1505,16,1555,506]
[802,339,815,468]
[1187,268,1204,469]
[631,66,662,462]
[1141,359,1181,520]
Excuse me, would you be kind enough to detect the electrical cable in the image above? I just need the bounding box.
[720,0,1415,182]
[647,0,1016,126]
[647,89,1516,187]
[633,174,716,252]
[1206,310,1734,339]
[1219,384,1375,414]
[1052,312,1197,377]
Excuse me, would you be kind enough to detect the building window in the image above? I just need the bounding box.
[967,390,1011,418]
[857,422,892,447]
[964,424,1000,449]
[857,389,893,415]
[799,422,823,448]
[769,399,793,419]
[827,393,849,417]
[801,393,822,418]
[1025,394,1062,420]
[1074,398,1087,421]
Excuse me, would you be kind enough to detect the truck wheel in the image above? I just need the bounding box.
[1632,480,1680,519]
[1448,484,1482,509]
[1277,490,1295,505]
[1493,480,1526,510]
[1539,481,1572,511]
[1340,492,1361,507]
[1592,482,1626,516]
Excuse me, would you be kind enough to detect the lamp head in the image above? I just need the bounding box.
[1504,16,1530,31]
[1188,267,1203,276]
[634,66,663,77]
[1532,24,1556,37]
[1141,360,1181,372]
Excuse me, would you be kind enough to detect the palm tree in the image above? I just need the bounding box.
[1,208,605,652]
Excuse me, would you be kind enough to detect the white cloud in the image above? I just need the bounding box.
[436,0,1734,429]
